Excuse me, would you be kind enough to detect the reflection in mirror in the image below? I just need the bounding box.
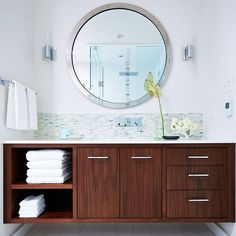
[89,45,166,103]
[68,4,170,108]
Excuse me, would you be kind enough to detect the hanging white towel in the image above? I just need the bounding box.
[6,82,16,128]
[6,80,28,130]
[26,87,37,130]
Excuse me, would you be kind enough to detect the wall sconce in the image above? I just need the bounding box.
[182,45,194,61]
[42,45,56,61]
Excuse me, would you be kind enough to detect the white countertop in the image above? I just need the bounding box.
[2,139,235,144]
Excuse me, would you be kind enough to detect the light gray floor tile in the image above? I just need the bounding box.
[25,223,215,236]
[133,224,150,235]
[95,223,117,235]
[116,223,134,236]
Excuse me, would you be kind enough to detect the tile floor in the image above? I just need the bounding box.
[25,223,215,236]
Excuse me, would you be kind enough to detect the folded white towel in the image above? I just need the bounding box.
[26,150,71,161]
[26,160,72,169]
[26,87,38,130]
[19,206,45,218]
[19,194,44,207]
[27,167,71,178]
[19,208,45,216]
[19,203,46,215]
[19,199,45,211]
[26,171,72,184]
[6,80,29,130]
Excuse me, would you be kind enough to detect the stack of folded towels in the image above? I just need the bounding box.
[19,194,45,218]
[26,149,72,184]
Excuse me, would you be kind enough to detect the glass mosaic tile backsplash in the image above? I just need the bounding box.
[35,113,203,140]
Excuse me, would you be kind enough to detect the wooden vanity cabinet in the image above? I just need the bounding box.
[3,143,235,223]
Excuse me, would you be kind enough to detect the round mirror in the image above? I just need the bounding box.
[67,3,171,108]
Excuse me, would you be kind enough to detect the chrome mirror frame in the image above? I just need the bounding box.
[67,3,171,108]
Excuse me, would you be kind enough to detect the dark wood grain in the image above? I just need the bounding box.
[4,144,12,223]
[72,146,78,219]
[78,148,119,218]
[226,144,235,221]
[167,166,226,190]
[162,146,167,220]
[120,147,162,219]
[166,147,226,165]
[167,190,228,218]
[11,182,73,189]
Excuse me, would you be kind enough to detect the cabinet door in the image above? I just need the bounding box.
[120,148,162,218]
[78,148,119,218]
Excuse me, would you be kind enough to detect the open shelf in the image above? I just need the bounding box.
[4,145,76,223]
[7,179,75,223]
[9,147,73,184]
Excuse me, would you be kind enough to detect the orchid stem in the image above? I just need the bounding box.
[157,97,165,137]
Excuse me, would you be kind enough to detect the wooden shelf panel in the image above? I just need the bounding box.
[11,181,73,189]
[11,211,73,223]
[8,217,233,223]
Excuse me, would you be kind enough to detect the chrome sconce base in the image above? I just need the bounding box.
[182,45,194,61]
[42,45,56,61]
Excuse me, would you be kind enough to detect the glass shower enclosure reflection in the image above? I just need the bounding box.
[90,44,166,103]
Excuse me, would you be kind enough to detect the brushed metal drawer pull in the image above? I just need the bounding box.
[188,173,209,177]
[131,156,152,159]
[188,198,209,202]
[88,156,109,159]
[188,156,209,159]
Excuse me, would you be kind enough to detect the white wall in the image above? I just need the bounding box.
[199,0,236,235]
[0,0,34,235]
[33,0,205,115]
[200,0,236,141]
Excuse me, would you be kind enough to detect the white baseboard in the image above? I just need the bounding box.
[206,223,228,236]
[12,224,33,236]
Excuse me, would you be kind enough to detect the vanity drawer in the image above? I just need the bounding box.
[167,166,226,190]
[166,147,226,165]
[167,190,228,218]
